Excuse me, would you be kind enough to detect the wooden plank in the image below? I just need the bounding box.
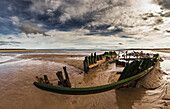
[56,71,67,87]
[63,66,71,87]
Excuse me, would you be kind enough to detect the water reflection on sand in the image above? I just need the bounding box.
[115,88,146,109]
[0,50,169,109]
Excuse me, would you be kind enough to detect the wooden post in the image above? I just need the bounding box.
[118,51,120,60]
[106,56,109,61]
[141,51,143,58]
[99,55,102,60]
[91,53,94,64]
[88,56,91,65]
[113,51,117,55]
[94,52,97,63]
[63,66,69,80]
[122,54,125,59]
[56,71,67,87]
[35,76,41,82]
[125,51,128,59]
[86,57,89,71]
[63,66,71,87]
[85,56,89,67]
[39,77,44,83]
[43,75,50,84]
[84,60,88,73]
[128,53,130,64]
[109,51,112,57]
[97,55,100,61]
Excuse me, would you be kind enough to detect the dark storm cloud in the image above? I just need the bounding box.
[0,0,32,34]
[0,0,129,35]
[154,0,170,9]
[19,22,45,35]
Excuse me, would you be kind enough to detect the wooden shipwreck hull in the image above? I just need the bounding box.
[34,54,160,95]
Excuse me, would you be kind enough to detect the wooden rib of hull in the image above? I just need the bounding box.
[34,54,160,95]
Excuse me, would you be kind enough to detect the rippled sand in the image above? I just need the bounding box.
[0,50,169,109]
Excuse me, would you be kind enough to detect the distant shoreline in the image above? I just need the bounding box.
[0,48,170,53]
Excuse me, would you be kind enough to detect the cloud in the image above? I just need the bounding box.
[29,0,61,15]
[1,0,170,50]
[0,27,170,49]
[10,16,20,25]
[0,0,163,33]
[28,0,129,23]
[0,17,19,34]
[0,41,21,46]
[154,0,170,9]
[18,22,45,35]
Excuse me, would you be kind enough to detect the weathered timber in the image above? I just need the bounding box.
[34,53,160,95]
[99,55,102,60]
[84,60,88,73]
[35,76,41,82]
[91,53,94,64]
[85,56,90,67]
[118,60,142,81]
[56,71,67,87]
[44,75,50,84]
[83,51,118,73]
[106,56,110,61]
[88,56,91,65]
[116,60,126,66]
[97,55,100,61]
[63,66,71,87]
[118,56,156,81]
[125,51,128,59]
[109,51,113,57]
[94,52,97,63]
[39,77,44,83]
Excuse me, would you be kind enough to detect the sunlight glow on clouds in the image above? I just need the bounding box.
[0,0,170,49]
[0,28,170,49]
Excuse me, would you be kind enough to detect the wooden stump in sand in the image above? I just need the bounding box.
[63,66,71,87]
[56,71,67,87]
[43,75,50,84]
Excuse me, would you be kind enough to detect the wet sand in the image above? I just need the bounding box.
[0,49,169,109]
[18,54,85,70]
[153,49,170,53]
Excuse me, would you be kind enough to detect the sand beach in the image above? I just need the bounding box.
[0,49,169,109]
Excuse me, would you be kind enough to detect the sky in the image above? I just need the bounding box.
[0,0,170,49]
